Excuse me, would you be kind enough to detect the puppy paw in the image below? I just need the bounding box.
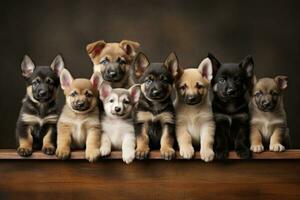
[135,147,150,160]
[250,144,264,153]
[85,148,101,162]
[17,147,33,157]
[236,149,251,159]
[270,143,285,152]
[99,146,111,157]
[42,146,56,155]
[122,150,135,164]
[56,147,71,160]
[179,145,194,159]
[160,147,175,160]
[200,148,215,162]
[215,150,229,160]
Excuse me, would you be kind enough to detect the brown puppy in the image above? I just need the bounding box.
[175,58,215,162]
[86,40,140,88]
[250,76,290,153]
[56,69,102,162]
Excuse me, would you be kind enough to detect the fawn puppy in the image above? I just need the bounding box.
[175,57,215,162]
[86,40,140,88]
[56,69,101,162]
[250,76,290,152]
[99,83,140,164]
[16,54,64,156]
[131,52,181,160]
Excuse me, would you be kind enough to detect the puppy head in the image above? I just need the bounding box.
[253,76,288,112]
[176,58,213,105]
[131,52,181,101]
[60,69,101,113]
[100,83,140,119]
[21,54,64,103]
[86,40,140,83]
[208,53,254,100]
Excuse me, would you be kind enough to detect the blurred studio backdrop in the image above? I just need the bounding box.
[0,0,299,148]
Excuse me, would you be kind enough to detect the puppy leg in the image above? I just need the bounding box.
[56,122,72,160]
[135,123,150,160]
[42,126,56,155]
[200,121,215,162]
[17,124,33,157]
[122,133,136,164]
[85,126,101,162]
[176,125,194,159]
[250,126,264,153]
[270,127,285,152]
[234,124,251,159]
[99,133,111,157]
[214,122,229,160]
[160,124,175,160]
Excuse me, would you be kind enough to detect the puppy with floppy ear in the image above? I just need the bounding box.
[56,69,102,162]
[175,57,215,162]
[86,40,140,88]
[16,54,64,157]
[131,52,180,160]
[99,83,140,164]
[250,75,290,153]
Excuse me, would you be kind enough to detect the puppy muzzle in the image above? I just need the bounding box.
[103,64,125,82]
[184,95,202,105]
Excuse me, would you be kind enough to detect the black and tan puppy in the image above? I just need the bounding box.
[131,52,180,160]
[209,53,254,159]
[16,54,64,156]
[86,40,140,88]
[250,76,290,153]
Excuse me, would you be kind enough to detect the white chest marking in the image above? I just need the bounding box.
[22,113,58,126]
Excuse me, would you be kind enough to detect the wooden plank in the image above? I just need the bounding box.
[0,149,300,160]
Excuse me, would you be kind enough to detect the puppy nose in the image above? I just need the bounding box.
[39,90,47,97]
[262,100,271,107]
[108,70,117,78]
[187,96,196,102]
[226,88,236,95]
[152,89,162,96]
[115,107,121,112]
[77,101,85,108]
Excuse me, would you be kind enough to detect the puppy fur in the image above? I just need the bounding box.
[209,53,254,159]
[56,69,101,162]
[250,76,290,152]
[16,54,64,157]
[86,40,140,88]
[175,57,215,162]
[131,52,180,160]
[99,83,140,164]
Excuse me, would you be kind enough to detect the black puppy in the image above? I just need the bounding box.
[16,54,64,156]
[131,52,181,160]
[208,53,254,159]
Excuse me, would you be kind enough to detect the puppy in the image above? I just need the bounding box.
[16,54,64,157]
[131,52,180,160]
[175,57,215,162]
[86,40,140,88]
[56,69,101,162]
[250,76,290,152]
[99,83,140,164]
[209,53,254,159]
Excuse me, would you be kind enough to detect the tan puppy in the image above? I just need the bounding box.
[250,76,290,153]
[86,40,140,88]
[175,58,215,162]
[56,69,102,162]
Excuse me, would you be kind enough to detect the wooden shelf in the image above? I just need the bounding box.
[0,149,299,160]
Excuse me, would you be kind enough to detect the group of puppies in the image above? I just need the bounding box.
[16,40,291,163]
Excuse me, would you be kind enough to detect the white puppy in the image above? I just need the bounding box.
[99,83,140,164]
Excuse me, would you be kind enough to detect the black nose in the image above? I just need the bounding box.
[152,89,162,96]
[115,107,121,112]
[77,101,85,108]
[38,90,47,97]
[262,100,271,107]
[108,70,117,78]
[187,96,196,102]
[226,88,236,95]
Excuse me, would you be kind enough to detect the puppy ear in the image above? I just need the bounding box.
[207,53,221,76]
[129,84,141,103]
[60,69,73,90]
[90,72,102,89]
[99,82,112,101]
[86,40,106,60]
[21,55,35,79]
[164,52,181,80]
[131,52,149,82]
[198,57,213,82]
[240,55,254,78]
[50,54,65,76]
[120,40,140,57]
[274,75,288,90]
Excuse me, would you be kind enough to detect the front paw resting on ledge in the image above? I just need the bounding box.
[135,147,150,160]
[42,146,56,155]
[56,147,71,160]
[17,147,33,157]
[160,147,175,160]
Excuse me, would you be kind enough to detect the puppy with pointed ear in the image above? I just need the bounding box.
[250,75,290,153]
[16,54,65,157]
[56,69,102,162]
[86,40,140,88]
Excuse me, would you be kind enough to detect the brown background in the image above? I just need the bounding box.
[0,0,299,148]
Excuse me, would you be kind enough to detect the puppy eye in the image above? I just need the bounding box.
[271,91,279,96]
[85,91,93,98]
[219,77,226,83]
[160,75,168,82]
[196,83,203,89]
[234,77,241,83]
[45,78,53,84]
[100,58,109,65]
[117,57,126,65]
[109,99,114,103]
[255,91,262,97]
[180,84,186,91]
[32,78,41,85]
[147,75,154,82]
[71,91,77,97]
[123,99,130,104]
